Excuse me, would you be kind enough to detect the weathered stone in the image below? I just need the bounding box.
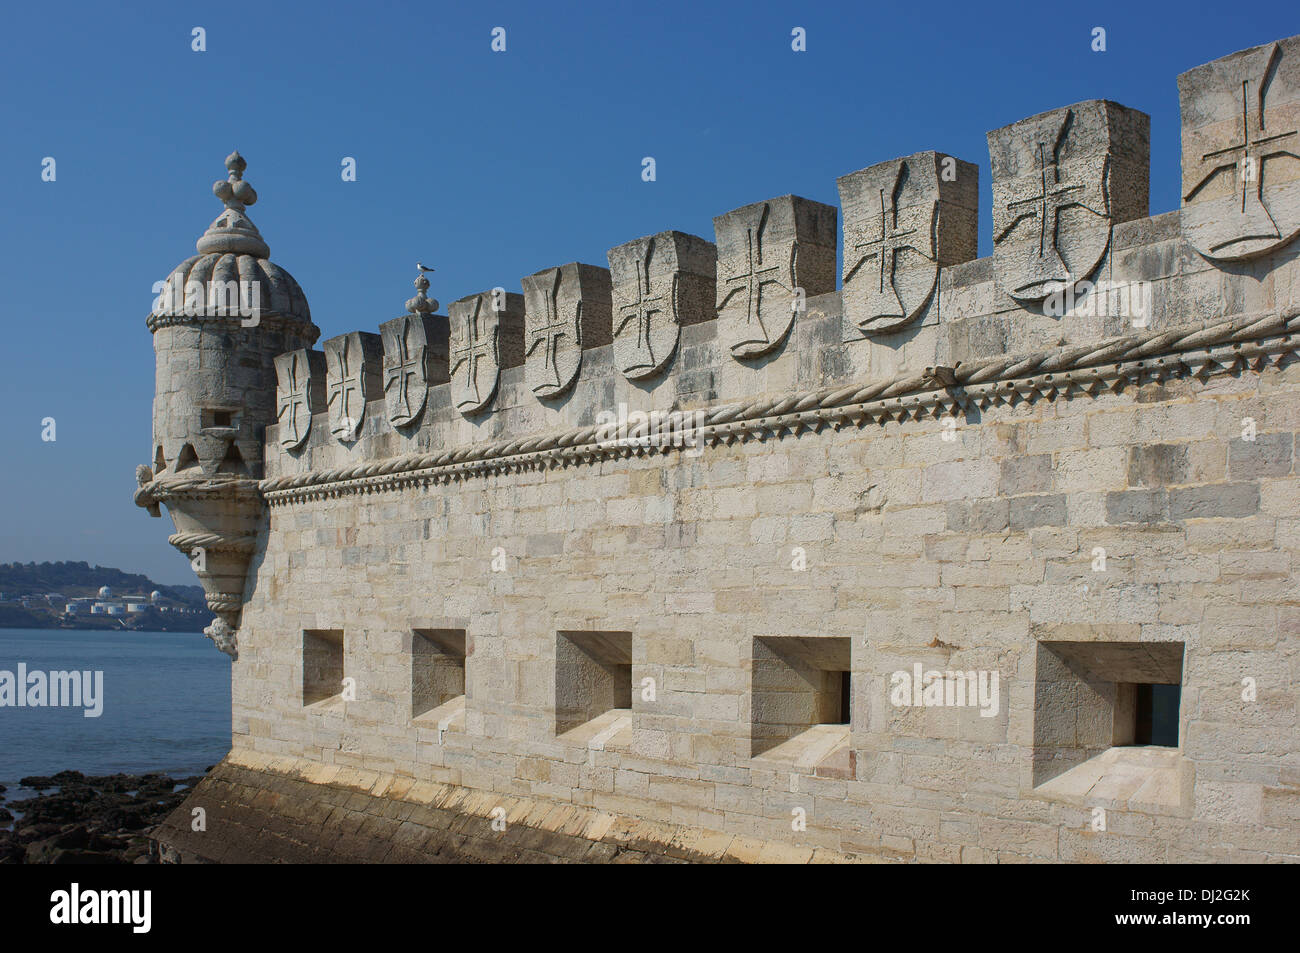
[520,263,612,399]
[1227,433,1294,480]
[1179,35,1300,261]
[274,348,326,450]
[713,195,836,359]
[1128,444,1189,487]
[1168,483,1261,520]
[380,312,448,429]
[838,151,978,336]
[323,332,383,441]
[988,100,1149,302]
[1009,493,1067,531]
[447,289,525,415]
[607,231,716,380]
[1105,488,1169,523]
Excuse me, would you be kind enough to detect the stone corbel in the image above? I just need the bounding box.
[133,470,264,659]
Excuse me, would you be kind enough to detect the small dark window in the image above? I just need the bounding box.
[216,443,247,475]
[303,629,344,706]
[202,409,234,429]
[838,671,852,725]
[412,629,467,719]
[1134,683,1180,746]
[555,630,633,735]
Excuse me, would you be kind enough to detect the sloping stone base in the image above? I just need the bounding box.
[151,751,890,864]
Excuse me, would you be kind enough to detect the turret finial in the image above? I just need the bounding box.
[196,150,270,258]
[212,150,258,210]
[406,263,439,314]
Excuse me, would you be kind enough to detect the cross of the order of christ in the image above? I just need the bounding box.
[279,353,311,443]
[1190,48,1297,249]
[329,339,367,437]
[1003,136,1086,264]
[615,241,669,370]
[385,319,425,423]
[528,270,572,390]
[451,297,495,407]
[850,170,933,322]
[723,206,783,351]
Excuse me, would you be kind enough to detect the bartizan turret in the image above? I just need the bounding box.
[134,152,320,657]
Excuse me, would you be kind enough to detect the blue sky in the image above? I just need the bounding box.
[1,0,1295,584]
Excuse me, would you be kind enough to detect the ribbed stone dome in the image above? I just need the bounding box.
[151,150,312,324]
[155,252,311,322]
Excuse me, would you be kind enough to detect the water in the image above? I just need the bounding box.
[0,628,230,793]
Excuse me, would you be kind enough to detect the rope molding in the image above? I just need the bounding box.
[216,308,1293,504]
[145,310,318,340]
[167,532,258,554]
[135,474,262,508]
[258,310,1294,504]
[204,592,244,613]
[258,309,1299,505]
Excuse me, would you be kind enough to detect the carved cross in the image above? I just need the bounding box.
[328,336,366,436]
[278,351,311,446]
[1188,45,1297,245]
[615,239,669,370]
[722,204,782,349]
[450,296,495,407]
[1001,134,1086,262]
[384,317,426,425]
[527,269,570,391]
[851,167,933,321]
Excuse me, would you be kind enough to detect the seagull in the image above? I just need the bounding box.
[417,262,435,273]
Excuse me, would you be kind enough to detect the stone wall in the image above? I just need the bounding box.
[231,336,1298,859]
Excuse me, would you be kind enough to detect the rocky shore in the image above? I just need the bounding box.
[0,769,207,864]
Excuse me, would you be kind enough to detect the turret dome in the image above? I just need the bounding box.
[150,151,312,326]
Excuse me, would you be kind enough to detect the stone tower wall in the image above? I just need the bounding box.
[151,317,315,479]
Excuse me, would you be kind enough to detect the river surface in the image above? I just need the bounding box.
[0,628,230,794]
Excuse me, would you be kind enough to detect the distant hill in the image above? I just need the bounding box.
[0,561,206,606]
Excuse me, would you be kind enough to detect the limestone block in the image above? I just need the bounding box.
[988,100,1149,302]
[323,332,383,441]
[713,195,836,359]
[837,151,978,336]
[1179,35,1300,261]
[379,312,449,428]
[274,348,327,450]
[607,231,716,380]
[520,263,613,399]
[446,289,525,415]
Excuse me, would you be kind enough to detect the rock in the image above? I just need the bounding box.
[7,767,211,863]
[0,835,22,864]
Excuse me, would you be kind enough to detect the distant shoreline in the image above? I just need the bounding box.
[0,620,210,633]
[1,624,208,631]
